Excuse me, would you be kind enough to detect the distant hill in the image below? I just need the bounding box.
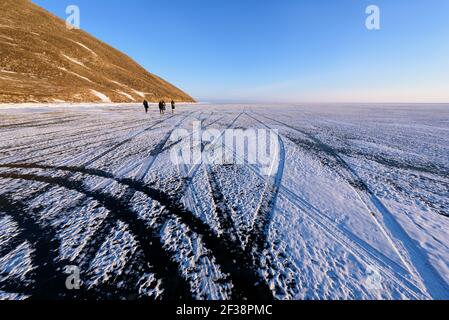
[0,0,195,103]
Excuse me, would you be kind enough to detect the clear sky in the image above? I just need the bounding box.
[33,0,449,103]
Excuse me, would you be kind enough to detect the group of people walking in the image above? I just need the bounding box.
[142,100,176,114]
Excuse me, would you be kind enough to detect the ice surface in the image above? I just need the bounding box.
[0,103,448,300]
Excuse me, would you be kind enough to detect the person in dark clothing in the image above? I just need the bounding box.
[143,100,149,113]
[162,100,166,114]
[158,101,163,115]
[171,100,175,113]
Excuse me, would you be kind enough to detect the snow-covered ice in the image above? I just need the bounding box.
[0,103,448,300]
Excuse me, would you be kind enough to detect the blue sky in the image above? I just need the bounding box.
[33,0,449,103]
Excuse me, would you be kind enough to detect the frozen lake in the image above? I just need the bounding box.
[0,103,448,300]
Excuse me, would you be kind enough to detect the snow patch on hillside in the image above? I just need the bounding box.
[0,40,17,47]
[90,90,111,103]
[116,90,135,101]
[0,35,14,41]
[70,40,97,56]
[109,80,145,100]
[132,89,146,98]
[58,67,93,83]
[0,69,16,74]
[62,54,87,68]
[110,80,146,99]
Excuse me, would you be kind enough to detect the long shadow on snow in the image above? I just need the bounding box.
[0,163,274,300]
[0,194,70,299]
[0,171,192,300]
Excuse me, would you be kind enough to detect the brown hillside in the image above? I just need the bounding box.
[0,0,195,103]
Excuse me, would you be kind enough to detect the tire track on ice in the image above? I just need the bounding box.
[1,114,179,196]
[0,119,153,163]
[0,172,192,300]
[0,115,81,130]
[199,113,243,241]
[204,167,239,241]
[0,115,187,298]
[0,194,68,299]
[258,113,449,299]
[0,118,147,154]
[175,112,275,299]
[78,112,196,276]
[243,112,286,256]
[219,129,426,299]
[0,112,275,300]
[63,114,179,168]
[0,161,274,300]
